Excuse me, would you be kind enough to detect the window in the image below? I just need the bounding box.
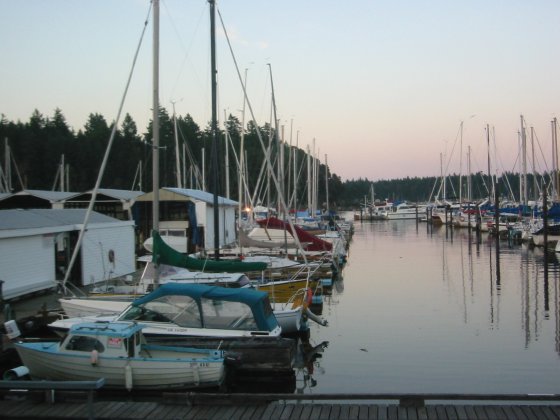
[65,335,105,352]
[200,298,258,330]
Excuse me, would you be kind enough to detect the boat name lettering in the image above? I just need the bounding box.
[107,337,122,348]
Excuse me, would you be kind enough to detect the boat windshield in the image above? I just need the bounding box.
[200,297,258,330]
[119,295,202,328]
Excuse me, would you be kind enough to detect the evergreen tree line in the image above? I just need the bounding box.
[0,109,554,210]
[0,108,343,209]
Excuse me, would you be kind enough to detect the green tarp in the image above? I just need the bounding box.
[151,230,267,273]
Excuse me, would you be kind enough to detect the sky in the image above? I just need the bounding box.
[1,0,559,182]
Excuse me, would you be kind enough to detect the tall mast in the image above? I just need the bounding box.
[224,109,230,199]
[530,126,537,202]
[209,0,220,260]
[152,0,160,286]
[459,120,463,205]
[268,64,280,213]
[325,154,329,213]
[171,100,181,188]
[238,69,247,231]
[152,0,160,234]
[486,124,491,201]
[293,131,298,216]
[467,146,472,202]
[306,145,311,214]
[552,118,558,201]
[520,115,528,207]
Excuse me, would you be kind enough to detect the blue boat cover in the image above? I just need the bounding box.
[131,283,279,332]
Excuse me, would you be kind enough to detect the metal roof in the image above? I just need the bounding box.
[15,189,80,202]
[163,188,238,206]
[81,188,145,201]
[0,208,129,231]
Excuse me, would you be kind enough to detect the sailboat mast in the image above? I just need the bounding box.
[224,110,230,199]
[459,120,463,205]
[520,115,528,207]
[171,100,181,188]
[552,118,558,201]
[152,0,160,286]
[152,0,160,234]
[293,131,298,216]
[238,69,247,231]
[530,126,537,202]
[208,0,220,259]
[486,124,491,201]
[325,153,329,213]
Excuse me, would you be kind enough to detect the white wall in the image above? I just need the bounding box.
[0,234,57,300]
[81,224,136,286]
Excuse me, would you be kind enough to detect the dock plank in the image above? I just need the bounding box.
[1,399,560,419]
[376,403,388,420]
[416,405,429,420]
[287,403,304,420]
[249,404,268,420]
[308,403,323,419]
[319,404,333,419]
[520,405,540,420]
[329,404,341,420]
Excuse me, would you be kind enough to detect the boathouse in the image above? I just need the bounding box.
[62,188,144,221]
[134,187,238,254]
[0,208,136,300]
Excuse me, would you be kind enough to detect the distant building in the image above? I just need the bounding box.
[0,209,136,300]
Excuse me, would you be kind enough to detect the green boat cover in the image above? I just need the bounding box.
[151,230,267,273]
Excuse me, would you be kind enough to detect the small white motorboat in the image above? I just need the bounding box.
[13,321,225,391]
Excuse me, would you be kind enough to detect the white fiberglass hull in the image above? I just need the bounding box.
[15,342,224,390]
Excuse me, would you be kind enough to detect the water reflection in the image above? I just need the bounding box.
[309,218,560,394]
[294,339,329,393]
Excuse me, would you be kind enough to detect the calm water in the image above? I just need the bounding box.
[300,215,560,395]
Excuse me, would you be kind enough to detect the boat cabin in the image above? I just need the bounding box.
[62,322,145,358]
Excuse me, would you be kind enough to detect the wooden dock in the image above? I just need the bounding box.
[1,391,560,419]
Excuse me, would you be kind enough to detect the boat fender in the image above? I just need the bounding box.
[3,366,29,380]
[305,307,328,326]
[90,349,99,366]
[125,364,133,391]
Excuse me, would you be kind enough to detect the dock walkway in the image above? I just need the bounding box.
[2,399,560,419]
[1,392,560,419]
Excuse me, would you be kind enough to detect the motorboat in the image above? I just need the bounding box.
[13,321,225,390]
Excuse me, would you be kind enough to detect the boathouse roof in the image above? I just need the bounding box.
[136,188,238,207]
[0,208,134,238]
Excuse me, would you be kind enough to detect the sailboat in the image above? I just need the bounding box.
[55,0,326,338]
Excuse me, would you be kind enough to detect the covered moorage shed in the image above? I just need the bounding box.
[0,209,136,300]
[134,188,238,254]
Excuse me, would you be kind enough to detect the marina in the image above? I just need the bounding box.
[1,213,560,418]
[1,2,559,418]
